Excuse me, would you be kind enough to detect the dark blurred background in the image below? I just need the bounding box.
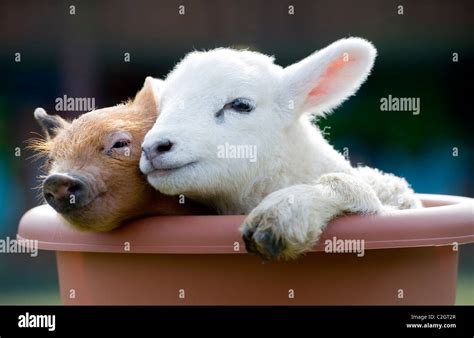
[0,0,472,304]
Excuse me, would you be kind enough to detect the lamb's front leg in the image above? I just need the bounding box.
[241,173,384,260]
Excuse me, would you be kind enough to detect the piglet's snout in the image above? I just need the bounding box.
[43,174,88,212]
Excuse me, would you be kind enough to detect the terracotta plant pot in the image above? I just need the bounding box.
[17,194,473,305]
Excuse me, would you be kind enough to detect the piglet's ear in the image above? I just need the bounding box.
[34,108,68,139]
[281,37,376,117]
[133,76,163,118]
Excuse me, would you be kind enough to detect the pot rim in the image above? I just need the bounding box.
[17,193,474,254]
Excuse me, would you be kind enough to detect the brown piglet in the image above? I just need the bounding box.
[30,77,210,231]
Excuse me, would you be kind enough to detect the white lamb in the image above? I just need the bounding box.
[140,37,421,260]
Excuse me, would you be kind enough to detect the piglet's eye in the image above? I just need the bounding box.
[226,98,254,113]
[112,140,130,149]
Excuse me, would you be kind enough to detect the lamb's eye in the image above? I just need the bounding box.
[112,140,130,149]
[227,98,254,113]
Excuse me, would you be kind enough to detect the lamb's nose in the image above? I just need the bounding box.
[43,174,86,212]
[142,138,174,161]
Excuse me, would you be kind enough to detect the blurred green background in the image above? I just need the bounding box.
[0,0,472,304]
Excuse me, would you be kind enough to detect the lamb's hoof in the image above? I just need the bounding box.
[241,223,285,261]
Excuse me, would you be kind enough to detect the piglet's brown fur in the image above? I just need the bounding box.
[31,77,210,231]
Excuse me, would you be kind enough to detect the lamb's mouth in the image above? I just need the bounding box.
[148,161,197,177]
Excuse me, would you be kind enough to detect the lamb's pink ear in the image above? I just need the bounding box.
[133,76,163,117]
[281,38,376,116]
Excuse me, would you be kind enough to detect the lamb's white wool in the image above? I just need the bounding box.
[140,37,421,260]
